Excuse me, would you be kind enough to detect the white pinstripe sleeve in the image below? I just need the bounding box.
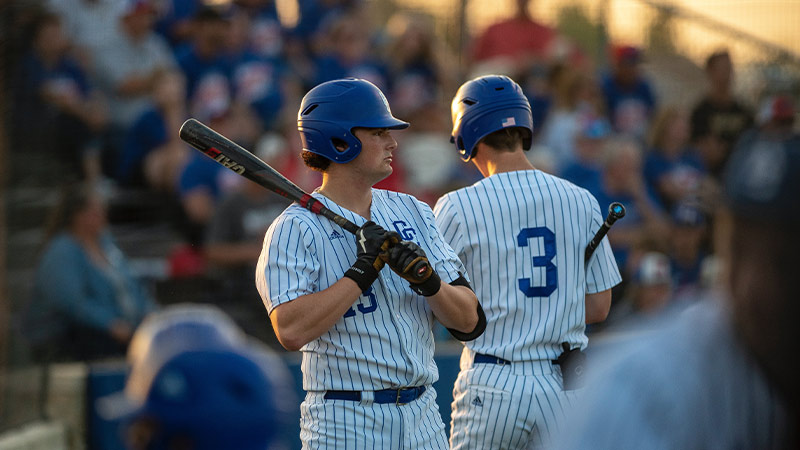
[585,194,622,294]
[433,194,465,257]
[255,213,320,314]
[418,199,469,285]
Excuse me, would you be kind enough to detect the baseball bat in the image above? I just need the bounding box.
[178,118,430,281]
[584,202,626,263]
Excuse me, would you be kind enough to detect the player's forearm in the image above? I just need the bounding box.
[270,278,363,351]
[425,284,479,332]
[585,290,612,324]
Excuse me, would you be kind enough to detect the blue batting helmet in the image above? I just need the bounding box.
[298,78,409,163]
[98,304,297,450]
[450,75,533,161]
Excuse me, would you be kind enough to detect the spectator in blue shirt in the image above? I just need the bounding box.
[591,136,667,276]
[644,107,708,211]
[176,7,235,120]
[601,45,656,140]
[11,11,108,181]
[24,182,157,362]
[311,11,388,90]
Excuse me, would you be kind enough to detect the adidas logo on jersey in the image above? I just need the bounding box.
[472,396,483,407]
[329,230,344,240]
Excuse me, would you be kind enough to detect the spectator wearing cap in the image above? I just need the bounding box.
[96,304,297,450]
[560,117,612,191]
[689,50,754,179]
[92,0,176,131]
[644,107,708,211]
[600,45,657,139]
[669,202,708,296]
[755,94,795,137]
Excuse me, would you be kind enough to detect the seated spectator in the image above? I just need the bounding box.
[601,45,656,139]
[668,202,708,296]
[226,6,288,131]
[644,107,707,211]
[538,66,606,172]
[97,304,297,449]
[11,11,108,182]
[47,0,126,66]
[690,50,753,179]
[470,0,562,72]
[117,70,188,190]
[23,182,157,362]
[176,7,235,121]
[560,117,611,190]
[605,251,673,327]
[154,0,201,47]
[204,133,291,347]
[383,11,454,122]
[233,0,286,60]
[93,0,176,132]
[311,11,388,90]
[591,136,667,275]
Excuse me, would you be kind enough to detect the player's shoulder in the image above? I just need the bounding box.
[268,203,321,234]
[374,188,432,213]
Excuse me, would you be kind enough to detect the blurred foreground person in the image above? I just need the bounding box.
[25,182,156,362]
[97,303,297,450]
[556,132,799,448]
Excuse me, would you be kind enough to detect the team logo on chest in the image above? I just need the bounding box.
[392,220,417,241]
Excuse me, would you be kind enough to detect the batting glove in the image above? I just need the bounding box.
[344,221,398,292]
[383,241,441,296]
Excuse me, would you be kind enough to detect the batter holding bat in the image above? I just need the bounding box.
[254,78,485,449]
[433,75,622,449]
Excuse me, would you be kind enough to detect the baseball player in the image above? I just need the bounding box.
[255,78,486,449]
[434,75,622,449]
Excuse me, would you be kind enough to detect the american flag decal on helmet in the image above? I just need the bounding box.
[501,117,516,127]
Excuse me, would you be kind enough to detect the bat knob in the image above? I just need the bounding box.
[608,202,626,221]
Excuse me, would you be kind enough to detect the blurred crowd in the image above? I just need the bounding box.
[7,0,797,360]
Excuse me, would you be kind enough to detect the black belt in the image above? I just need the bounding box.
[324,386,426,405]
[474,353,511,366]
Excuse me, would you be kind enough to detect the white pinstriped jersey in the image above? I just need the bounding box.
[256,189,468,391]
[434,170,621,362]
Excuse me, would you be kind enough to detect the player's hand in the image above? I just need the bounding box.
[344,221,398,292]
[383,241,441,296]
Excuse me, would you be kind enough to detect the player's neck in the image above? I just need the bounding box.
[318,173,373,219]
[474,150,536,177]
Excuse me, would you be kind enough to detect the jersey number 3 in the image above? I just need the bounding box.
[517,227,557,297]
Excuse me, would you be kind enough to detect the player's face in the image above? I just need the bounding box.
[350,127,397,184]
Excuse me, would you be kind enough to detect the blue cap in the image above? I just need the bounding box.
[724,132,800,224]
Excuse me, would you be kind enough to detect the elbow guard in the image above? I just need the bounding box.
[445,276,486,341]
